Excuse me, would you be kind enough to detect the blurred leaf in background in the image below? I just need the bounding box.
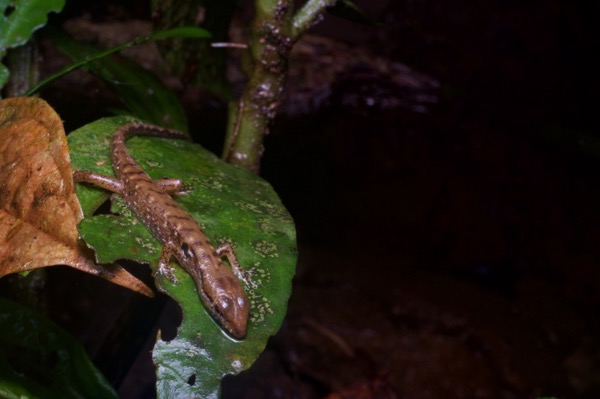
[45,27,191,131]
[0,298,119,399]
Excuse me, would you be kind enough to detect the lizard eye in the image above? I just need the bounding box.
[220,298,231,310]
[181,243,195,260]
[237,297,246,307]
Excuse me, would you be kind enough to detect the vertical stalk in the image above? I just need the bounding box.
[3,41,40,97]
[223,0,294,173]
[223,0,337,173]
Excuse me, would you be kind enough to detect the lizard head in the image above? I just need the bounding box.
[179,241,250,339]
[203,273,250,339]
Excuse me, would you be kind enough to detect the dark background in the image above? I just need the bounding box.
[7,0,599,398]
[239,1,599,397]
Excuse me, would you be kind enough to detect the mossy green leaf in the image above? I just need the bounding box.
[0,298,118,399]
[68,116,297,398]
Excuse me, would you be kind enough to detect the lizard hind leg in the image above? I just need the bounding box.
[155,178,192,196]
[157,246,178,285]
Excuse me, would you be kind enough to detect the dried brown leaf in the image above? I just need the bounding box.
[0,97,152,296]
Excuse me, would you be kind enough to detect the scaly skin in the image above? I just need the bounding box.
[74,123,250,339]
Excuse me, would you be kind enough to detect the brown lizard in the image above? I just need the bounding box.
[73,123,250,339]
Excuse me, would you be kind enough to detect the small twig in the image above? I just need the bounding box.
[211,42,248,49]
[223,100,244,161]
[292,0,338,37]
[231,100,244,145]
[303,317,355,358]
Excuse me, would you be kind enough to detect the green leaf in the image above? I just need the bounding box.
[0,298,118,399]
[68,116,297,398]
[41,28,189,131]
[0,0,65,92]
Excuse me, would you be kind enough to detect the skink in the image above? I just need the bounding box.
[74,123,250,339]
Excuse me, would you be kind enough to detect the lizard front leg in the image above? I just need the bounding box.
[73,170,123,193]
[216,243,249,285]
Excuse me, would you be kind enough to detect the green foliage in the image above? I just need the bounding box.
[0,0,64,92]
[68,116,297,398]
[0,298,118,399]
[32,27,210,131]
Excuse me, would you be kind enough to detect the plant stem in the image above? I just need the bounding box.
[3,42,41,97]
[292,0,338,35]
[223,0,337,173]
